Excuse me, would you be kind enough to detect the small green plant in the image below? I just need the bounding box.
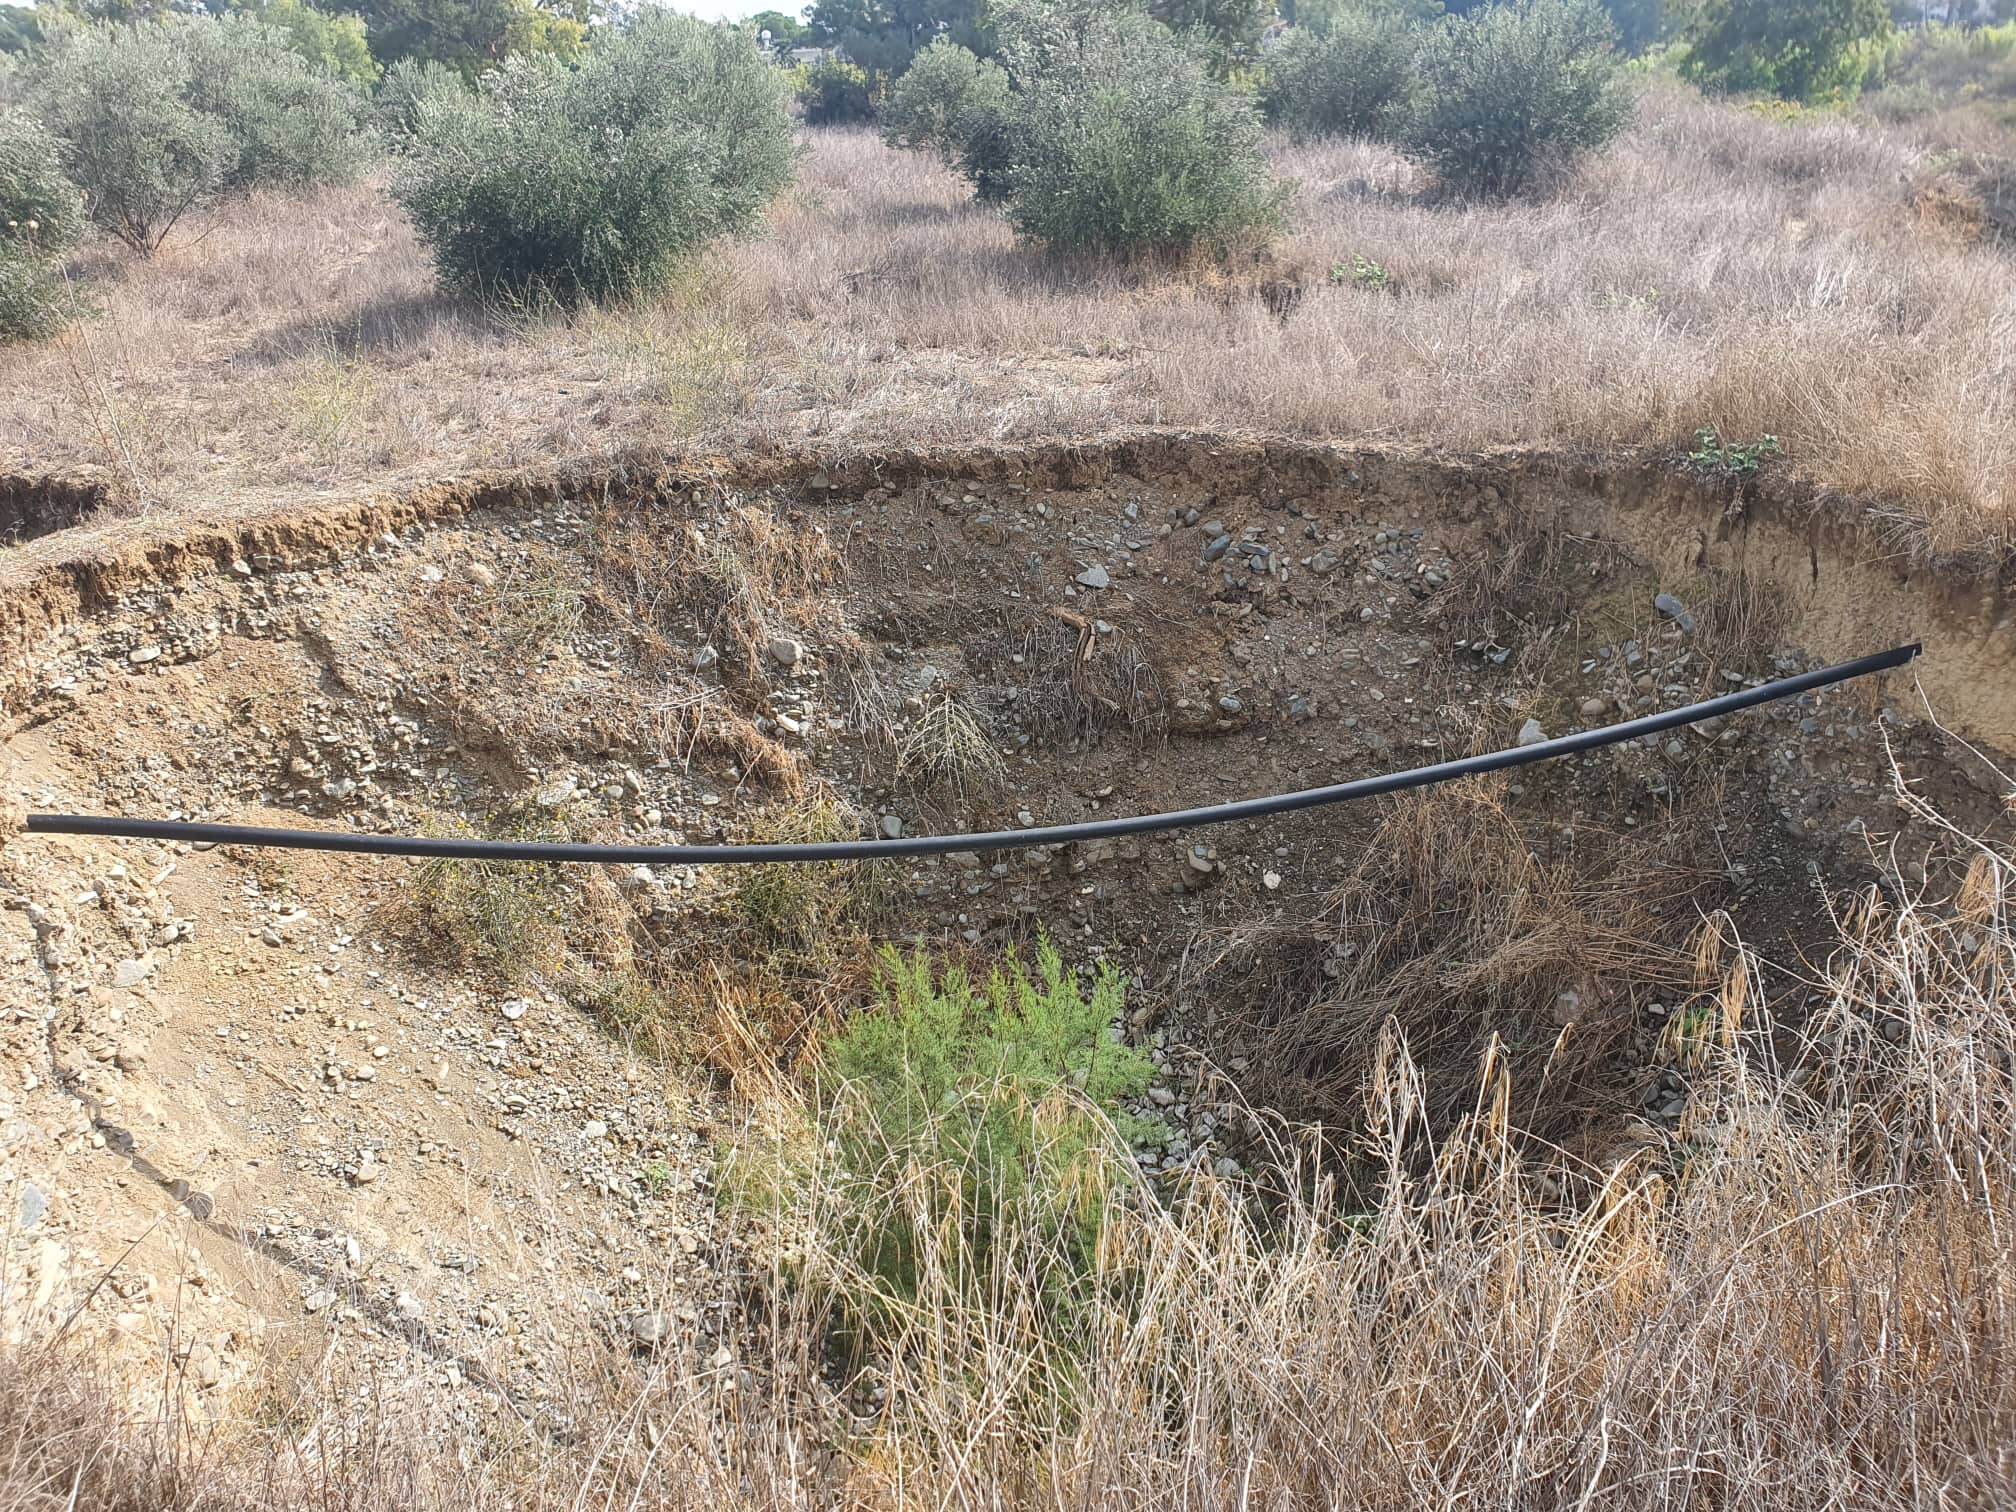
[1401,0,1634,199]
[734,795,875,952]
[1688,424,1783,477]
[394,13,796,307]
[801,940,1159,1362]
[640,1159,676,1198]
[1330,253,1389,292]
[406,811,571,980]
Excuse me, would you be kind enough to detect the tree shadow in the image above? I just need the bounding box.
[243,289,505,369]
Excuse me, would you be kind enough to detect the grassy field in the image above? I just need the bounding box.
[3,82,2011,554]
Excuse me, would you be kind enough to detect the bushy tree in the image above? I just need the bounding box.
[0,107,84,252]
[351,0,593,79]
[0,107,86,342]
[880,35,1012,192]
[1149,0,1268,75]
[372,53,465,141]
[36,16,369,251]
[1402,0,1633,196]
[1682,0,1890,101]
[247,0,382,85]
[36,26,233,251]
[997,1,1284,255]
[1261,5,1416,138]
[797,56,874,121]
[805,0,988,85]
[177,16,373,187]
[393,12,797,305]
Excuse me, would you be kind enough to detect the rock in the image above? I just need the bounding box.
[1263,871,1282,891]
[1580,698,1608,720]
[1516,719,1547,747]
[1075,565,1111,591]
[631,1311,673,1349]
[768,636,805,668]
[1213,1158,1241,1180]
[465,563,496,589]
[18,1183,45,1230]
[187,1344,223,1390]
[535,775,577,808]
[582,1120,607,1140]
[1217,696,1243,714]
[304,1288,336,1314]
[879,814,903,839]
[111,959,150,989]
[1202,535,1232,563]
[128,646,162,665]
[693,644,720,672]
[1653,592,1697,635]
[1148,1086,1177,1108]
[1186,848,1215,875]
[396,1292,424,1322]
[350,1153,379,1186]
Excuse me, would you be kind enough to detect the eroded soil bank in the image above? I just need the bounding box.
[1,437,2010,1420]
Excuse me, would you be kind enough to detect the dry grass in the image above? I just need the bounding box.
[10,778,2016,1509]
[3,83,2012,554]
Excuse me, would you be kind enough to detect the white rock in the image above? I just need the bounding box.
[582,1120,607,1140]
[111,959,150,989]
[1516,719,1547,747]
[128,646,161,665]
[1262,871,1282,891]
[768,636,805,667]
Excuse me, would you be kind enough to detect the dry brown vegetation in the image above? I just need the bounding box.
[3,82,2012,555]
[6,777,2015,1510]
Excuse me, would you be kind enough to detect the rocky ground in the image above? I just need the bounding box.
[3,450,2008,1426]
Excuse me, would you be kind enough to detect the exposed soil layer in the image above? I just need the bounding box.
[2,436,2012,1420]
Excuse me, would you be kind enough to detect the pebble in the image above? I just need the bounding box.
[501,999,528,1021]
[1075,565,1111,591]
[18,1183,45,1229]
[1580,698,1608,720]
[768,636,805,667]
[396,1292,424,1321]
[693,644,720,671]
[1653,592,1697,635]
[111,959,150,989]
[632,1311,673,1348]
[128,646,161,666]
[1148,1086,1177,1108]
[464,563,496,589]
[879,815,903,839]
[1516,719,1546,747]
[304,1288,336,1314]
[582,1120,607,1140]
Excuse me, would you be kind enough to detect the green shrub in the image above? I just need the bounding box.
[176,17,373,189]
[1681,0,1889,104]
[0,251,81,343]
[1261,7,1416,139]
[1000,6,1284,256]
[1,108,84,256]
[37,17,369,254]
[805,941,1157,1356]
[799,57,875,124]
[0,108,85,343]
[253,0,382,87]
[1401,0,1634,198]
[394,12,796,307]
[881,36,1013,196]
[372,56,467,145]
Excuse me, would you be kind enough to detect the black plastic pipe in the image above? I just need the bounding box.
[25,644,1920,865]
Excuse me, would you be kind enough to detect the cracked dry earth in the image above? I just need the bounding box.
[2,440,2014,1431]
